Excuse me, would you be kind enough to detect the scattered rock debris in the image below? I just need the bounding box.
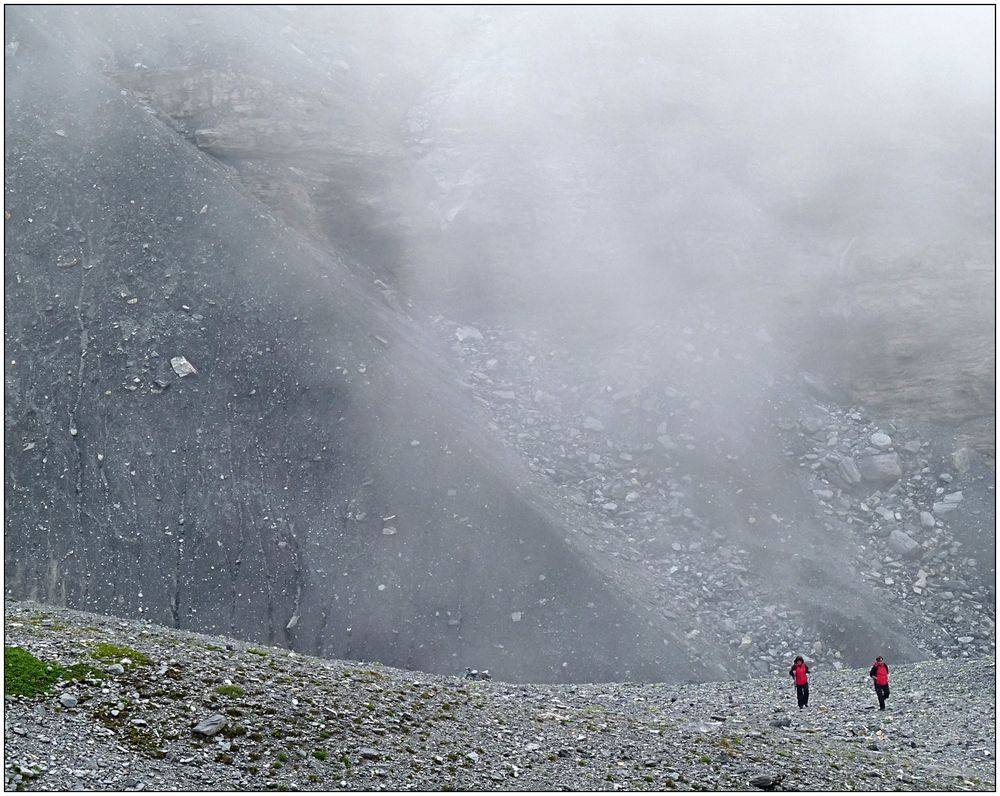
[3,601,995,792]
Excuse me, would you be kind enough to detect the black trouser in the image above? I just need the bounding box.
[874,683,889,710]
[795,683,809,708]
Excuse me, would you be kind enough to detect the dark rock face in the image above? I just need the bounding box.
[3,8,703,683]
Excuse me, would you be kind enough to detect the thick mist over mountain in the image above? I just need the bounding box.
[4,6,994,684]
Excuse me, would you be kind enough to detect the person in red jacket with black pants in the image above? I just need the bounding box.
[870,655,890,710]
[789,655,810,708]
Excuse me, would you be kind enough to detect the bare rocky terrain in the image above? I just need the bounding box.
[434,315,995,677]
[4,601,996,792]
[4,1,994,701]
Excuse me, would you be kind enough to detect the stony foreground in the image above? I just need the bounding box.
[3,601,995,791]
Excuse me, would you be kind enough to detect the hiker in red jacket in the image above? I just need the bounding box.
[869,655,890,710]
[789,655,810,708]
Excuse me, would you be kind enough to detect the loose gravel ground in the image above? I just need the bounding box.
[4,601,995,791]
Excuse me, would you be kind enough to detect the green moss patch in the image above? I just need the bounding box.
[61,662,105,681]
[4,646,61,696]
[5,647,109,696]
[90,642,151,666]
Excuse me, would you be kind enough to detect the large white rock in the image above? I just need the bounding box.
[870,432,893,449]
[192,714,227,737]
[170,355,197,377]
[858,453,902,483]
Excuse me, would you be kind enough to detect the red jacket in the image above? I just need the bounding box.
[790,662,809,685]
[871,661,889,686]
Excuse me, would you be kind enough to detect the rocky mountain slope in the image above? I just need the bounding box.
[4,6,994,686]
[99,7,996,453]
[5,7,700,684]
[4,601,996,792]
[434,315,995,676]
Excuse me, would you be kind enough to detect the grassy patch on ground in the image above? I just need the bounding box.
[61,661,105,681]
[4,647,61,696]
[216,684,246,697]
[5,647,109,696]
[90,642,151,666]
